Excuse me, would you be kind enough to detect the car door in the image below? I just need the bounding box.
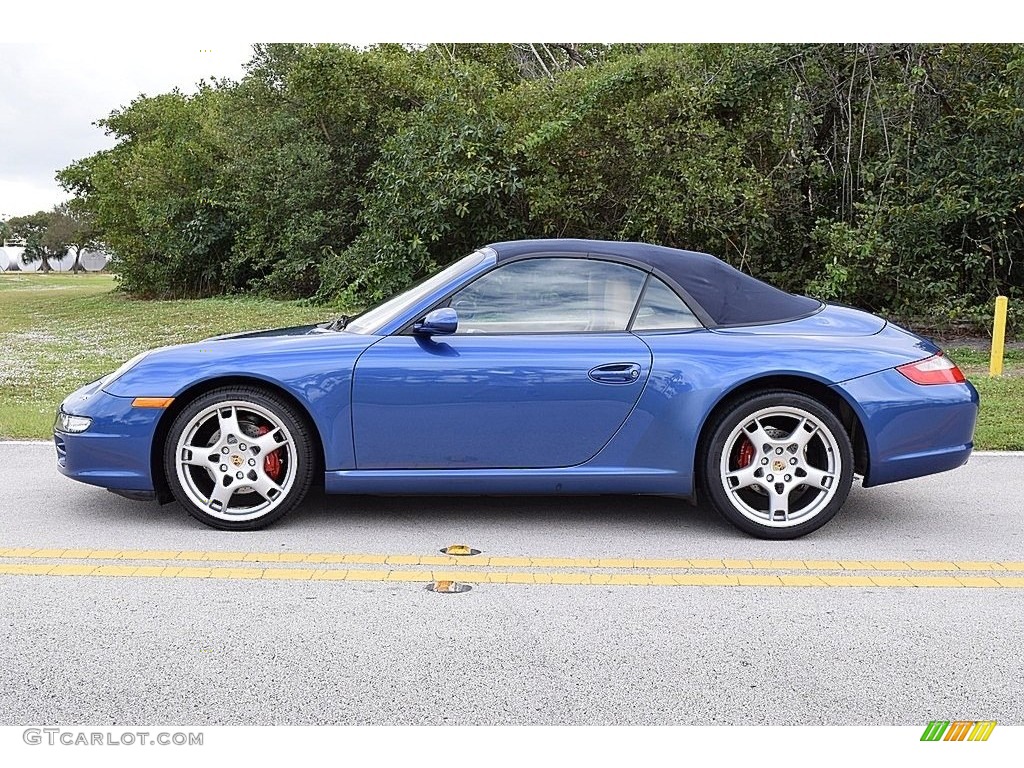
[351,256,654,469]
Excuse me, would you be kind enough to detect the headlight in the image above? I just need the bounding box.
[55,412,93,434]
[98,351,150,389]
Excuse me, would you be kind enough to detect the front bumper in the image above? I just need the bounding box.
[835,368,979,487]
[54,379,162,492]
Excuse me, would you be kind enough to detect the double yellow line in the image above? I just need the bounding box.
[1,547,1023,588]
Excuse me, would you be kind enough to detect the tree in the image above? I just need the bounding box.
[506,44,806,283]
[45,202,100,272]
[7,204,100,273]
[59,87,231,295]
[320,60,526,304]
[8,210,62,271]
[215,43,426,297]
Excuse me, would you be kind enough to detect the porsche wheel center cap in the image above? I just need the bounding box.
[772,459,786,472]
[231,455,243,467]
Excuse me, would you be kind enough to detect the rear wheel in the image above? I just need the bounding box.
[163,387,315,530]
[702,391,854,539]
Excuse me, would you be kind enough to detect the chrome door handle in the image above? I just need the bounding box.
[588,363,642,384]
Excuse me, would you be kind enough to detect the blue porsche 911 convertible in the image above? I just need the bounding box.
[54,239,978,539]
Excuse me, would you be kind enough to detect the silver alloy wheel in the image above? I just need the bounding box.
[718,405,842,528]
[174,399,297,522]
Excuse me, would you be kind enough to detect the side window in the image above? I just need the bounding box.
[631,276,703,331]
[450,258,646,334]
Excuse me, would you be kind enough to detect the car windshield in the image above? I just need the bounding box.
[343,249,491,335]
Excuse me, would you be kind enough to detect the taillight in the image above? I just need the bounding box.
[896,354,966,385]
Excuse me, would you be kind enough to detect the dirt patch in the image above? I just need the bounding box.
[924,334,1024,351]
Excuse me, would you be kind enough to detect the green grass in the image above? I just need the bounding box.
[1,274,1021,449]
[0,273,334,438]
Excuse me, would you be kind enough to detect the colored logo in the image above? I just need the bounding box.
[921,720,996,741]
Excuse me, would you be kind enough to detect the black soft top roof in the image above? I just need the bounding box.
[488,239,821,328]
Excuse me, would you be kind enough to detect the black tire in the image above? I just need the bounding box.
[163,386,316,530]
[701,391,854,540]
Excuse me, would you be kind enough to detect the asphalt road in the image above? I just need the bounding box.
[1,442,1022,725]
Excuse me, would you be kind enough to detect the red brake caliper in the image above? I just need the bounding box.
[736,436,755,469]
[256,425,283,481]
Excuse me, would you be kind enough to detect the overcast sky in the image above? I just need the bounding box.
[0,43,253,220]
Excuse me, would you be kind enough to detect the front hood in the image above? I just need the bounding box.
[712,303,887,337]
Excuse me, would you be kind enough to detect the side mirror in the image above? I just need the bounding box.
[413,307,458,336]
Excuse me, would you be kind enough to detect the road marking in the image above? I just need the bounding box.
[1,563,1023,587]
[0,547,1020,573]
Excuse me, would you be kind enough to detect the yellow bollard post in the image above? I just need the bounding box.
[989,296,1008,377]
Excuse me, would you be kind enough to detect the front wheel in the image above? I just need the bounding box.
[163,387,316,530]
[702,391,854,540]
